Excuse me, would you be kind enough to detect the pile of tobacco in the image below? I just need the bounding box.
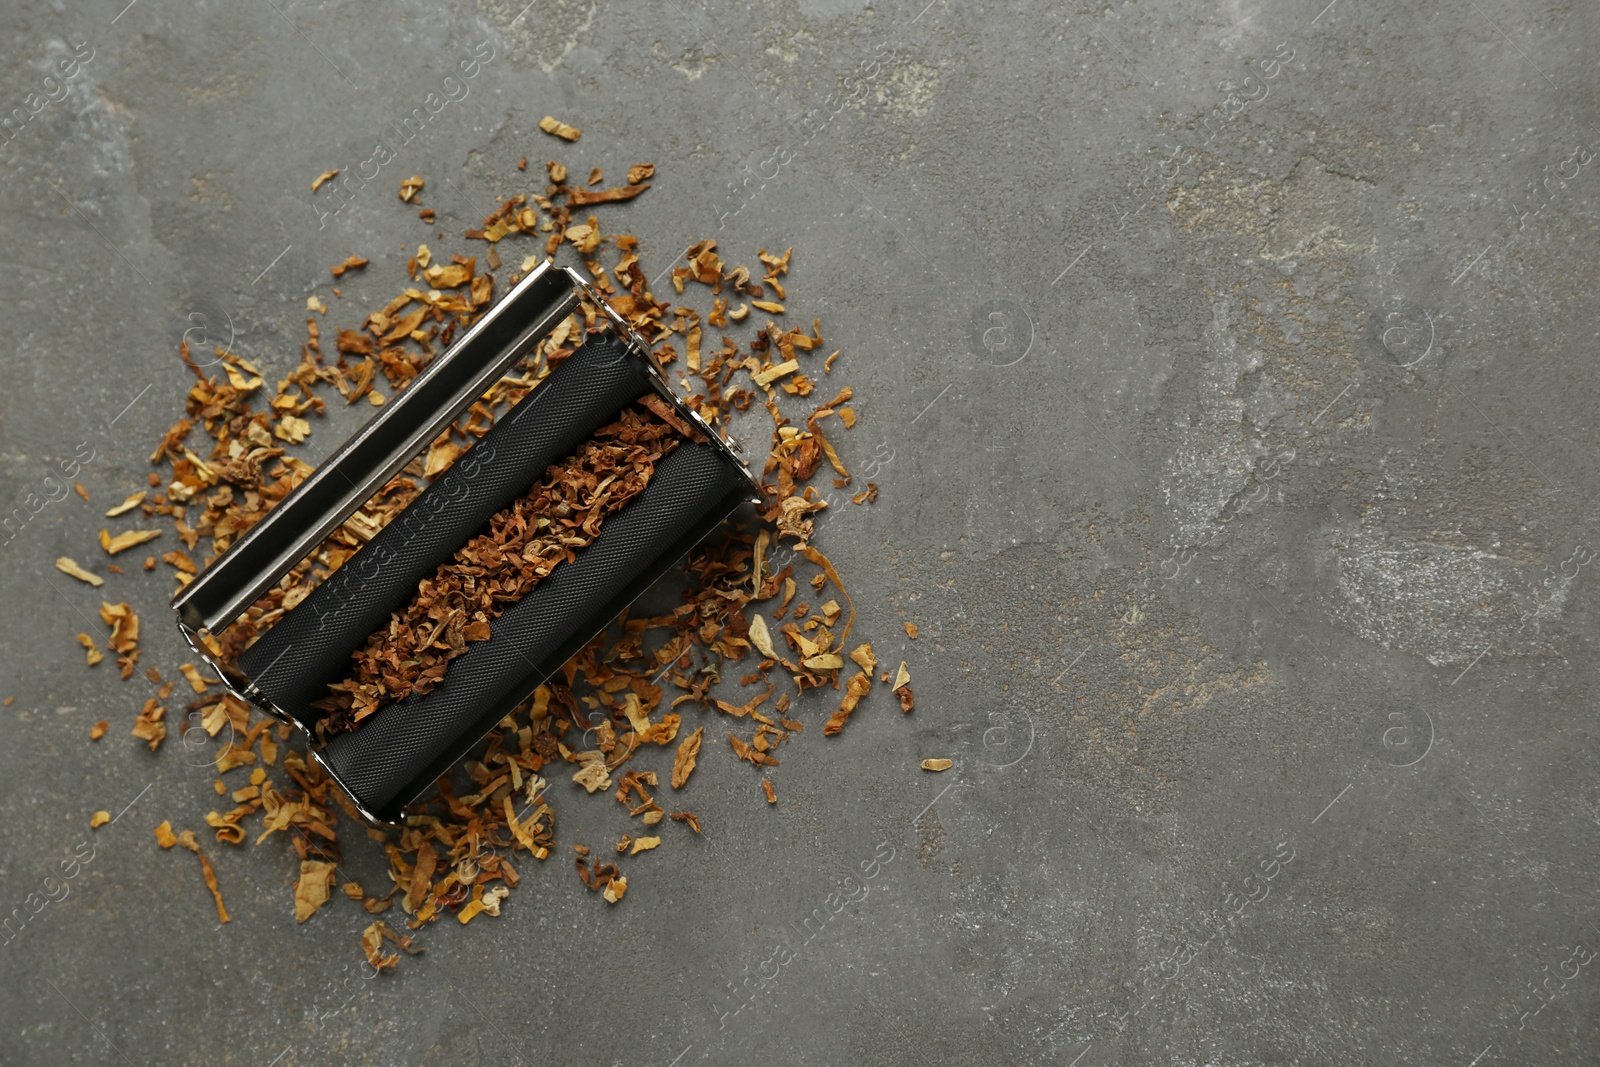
[56,123,916,971]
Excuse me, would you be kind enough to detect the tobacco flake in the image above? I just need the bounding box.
[748,613,777,660]
[132,697,167,751]
[572,760,612,794]
[362,922,400,971]
[330,255,369,278]
[892,661,914,712]
[99,601,138,653]
[76,634,103,666]
[538,115,582,141]
[823,671,873,736]
[104,491,145,517]
[179,663,212,693]
[99,528,161,555]
[567,183,650,207]
[55,557,103,587]
[294,860,337,922]
[178,830,231,923]
[671,726,704,789]
[602,874,627,903]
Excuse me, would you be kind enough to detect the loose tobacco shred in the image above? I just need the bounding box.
[177,829,231,923]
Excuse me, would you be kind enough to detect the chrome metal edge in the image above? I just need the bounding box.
[176,616,395,825]
[560,265,766,506]
[173,259,580,634]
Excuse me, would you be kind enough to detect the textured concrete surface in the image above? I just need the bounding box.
[3,0,1600,1064]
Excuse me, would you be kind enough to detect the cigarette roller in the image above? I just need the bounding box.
[171,260,763,824]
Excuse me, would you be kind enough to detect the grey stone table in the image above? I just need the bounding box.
[3,0,1598,1063]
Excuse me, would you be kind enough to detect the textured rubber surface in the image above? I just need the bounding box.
[321,443,746,815]
[238,336,652,719]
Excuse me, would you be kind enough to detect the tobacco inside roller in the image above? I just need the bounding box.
[312,401,694,739]
[237,334,658,718]
[321,441,750,817]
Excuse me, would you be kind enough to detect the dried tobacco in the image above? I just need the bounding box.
[54,146,915,968]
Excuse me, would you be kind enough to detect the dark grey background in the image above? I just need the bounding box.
[3,0,1599,1064]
